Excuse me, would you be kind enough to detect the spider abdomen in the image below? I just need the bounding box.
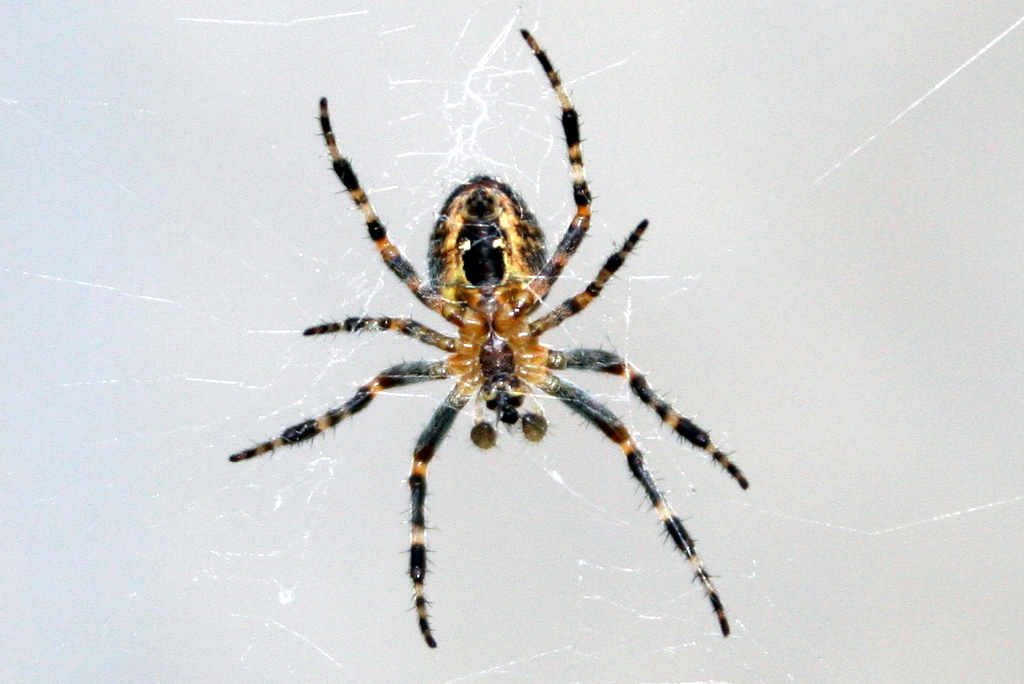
[428,176,547,301]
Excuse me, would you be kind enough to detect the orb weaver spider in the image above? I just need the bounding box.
[230,29,748,648]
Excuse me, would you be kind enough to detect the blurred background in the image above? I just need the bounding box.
[3,2,1023,682]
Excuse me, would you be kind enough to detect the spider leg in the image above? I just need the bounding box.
[538,374,732,636]
[408,381,475,648]
[549,348,747,488]
[304,317,457,353]
[530,219,648,336]
[318,99,463,324]
[516,30,593,313]
[229,360,449,462]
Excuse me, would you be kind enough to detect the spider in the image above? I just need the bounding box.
[229,29,748,648]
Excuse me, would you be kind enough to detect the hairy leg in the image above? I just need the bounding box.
[549,348,747,488]
[539,373,732,636]
[229,360,449,462]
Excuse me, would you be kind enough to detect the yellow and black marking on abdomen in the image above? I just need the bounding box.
[427,176,547,303]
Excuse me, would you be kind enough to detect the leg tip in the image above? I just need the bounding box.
[419,617,437,648]
[520,28,539,51]
[719,614,731,637]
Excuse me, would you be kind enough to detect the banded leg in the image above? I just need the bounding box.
[305,316,457,353]
[538,374,731,636]
[515,30,593,314]
[549,348,747,488]
[530,219,648,336]
[318,99,462,325]
[408,382,474,648]
[228,360,449,462]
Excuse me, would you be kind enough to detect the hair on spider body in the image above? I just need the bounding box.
[229,28,747,648]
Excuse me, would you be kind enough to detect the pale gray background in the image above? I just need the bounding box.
[3,2,1023,682]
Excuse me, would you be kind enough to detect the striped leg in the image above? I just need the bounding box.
[530,219,648,336]
[408,382,474,648]
[228,360,449,462]
[515,30,593,314]
[304,316,457,354]
[318,99,462,325]
[550,348,747,489]
[538,374,732,636]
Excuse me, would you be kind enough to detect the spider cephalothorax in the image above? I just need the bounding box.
[230,29,747,649]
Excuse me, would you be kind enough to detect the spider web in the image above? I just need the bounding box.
[5,4,1024,683]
